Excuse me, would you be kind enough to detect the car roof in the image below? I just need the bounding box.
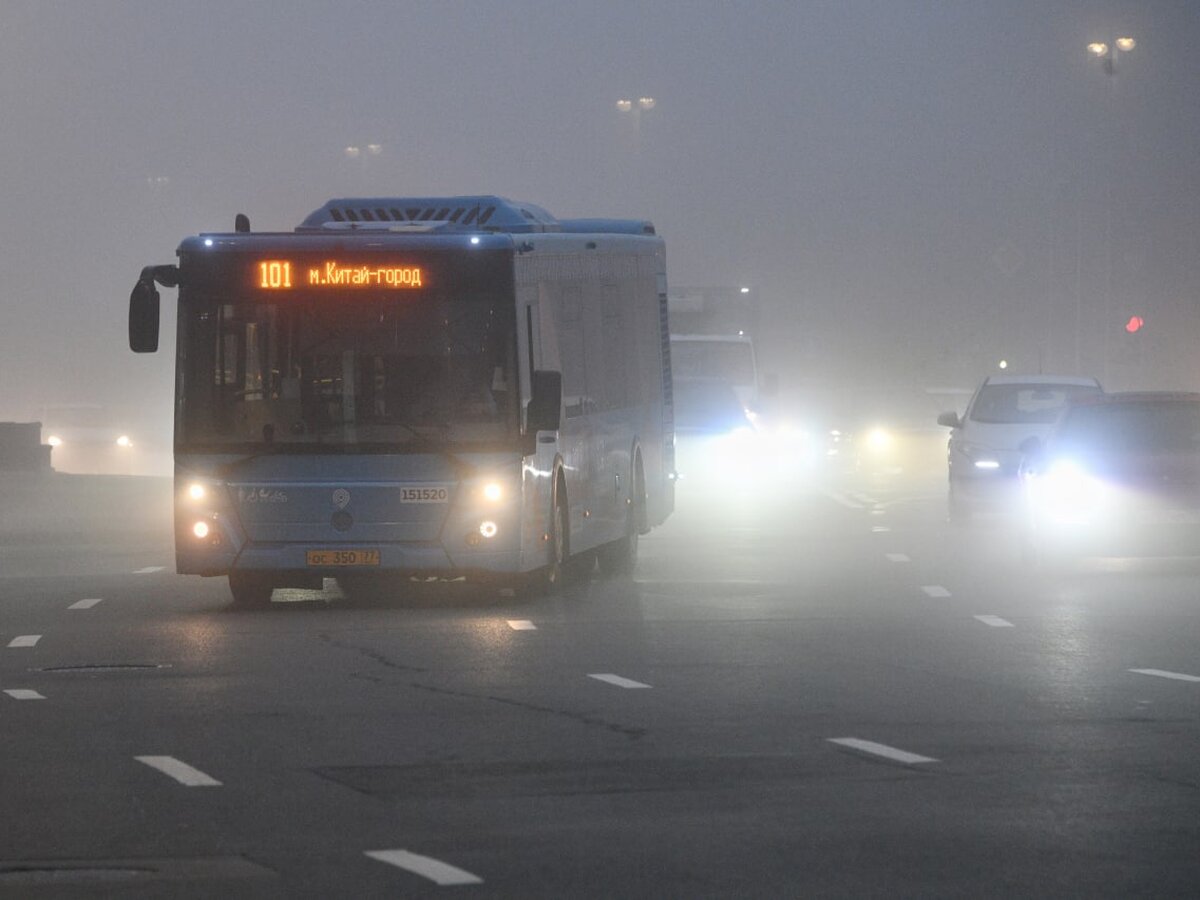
[1069,391,1200,407]
[982,374,1102,387]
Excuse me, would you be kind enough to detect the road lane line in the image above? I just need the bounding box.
[588,673,651,689]
[871,525,891,533]
[365,850,483,886]
[69,598,104,610]
[134,756,222,786]
[828,737,937,764]
[922,586,951,598]
[4,689,45,701]
[506,620,537,630]
[7,635,42,648]
[885,553,910,563]
[1129,668,1200,683]
[133,566,165,574]
[974,615,1014,627]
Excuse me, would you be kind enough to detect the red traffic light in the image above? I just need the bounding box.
[1124,315,1145,334]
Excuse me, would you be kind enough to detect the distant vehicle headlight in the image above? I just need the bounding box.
[116,435,133,448]
[187,483,206,502]
[47,435,63,448]
[866,427,892,453]
[482,482,503,502]
[1033,459,1104,523]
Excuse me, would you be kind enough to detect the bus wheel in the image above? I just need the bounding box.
[228,572,274,608]
[599,461,644,579]
[543,491,569,592]
[599,504,640,578]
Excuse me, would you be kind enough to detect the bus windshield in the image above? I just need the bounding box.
[179,293,518,451]
[670,339,756,386]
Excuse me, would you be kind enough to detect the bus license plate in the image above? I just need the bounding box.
[306,549,381,567]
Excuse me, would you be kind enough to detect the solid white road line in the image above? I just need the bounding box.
[506,620,537,630]
[871,525,891,533]
[828,737,938,764]
[134,756,222,787]
[885,553,911,563]
[69,598,103,610]
[133,566,165,574]
[974,615,1014,628]
[922,586,951,598]
[365,849,483,886]
[1129,668,1200,683]
[4,689,45,700]
[7,635,42,648]
[588,673,652,689]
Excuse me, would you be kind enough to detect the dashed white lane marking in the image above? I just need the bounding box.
[133,566,165,574]
[365,850,483,886]
[871,525,891,533]
[134,756,222,787]
[828,737,938,765]
[506,620,537,630]
[821,491,863,510]
[7,635,42,648]
[4,689,45,701]
[69,598,104,610]
[922,586,951,598]
[885,553,910,563]
[588,673,652,689]
[974,615,1014,628]
[1129,668,1200,683]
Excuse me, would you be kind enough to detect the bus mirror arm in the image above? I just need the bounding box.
[128,265,180,354]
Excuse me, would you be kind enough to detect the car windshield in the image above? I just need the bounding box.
[180,293,518,450]
[1055,401,1200,455]
[969,383,1101,424]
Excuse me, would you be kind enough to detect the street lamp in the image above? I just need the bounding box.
[1087,35,1135,75]
[1084,35,1136,383]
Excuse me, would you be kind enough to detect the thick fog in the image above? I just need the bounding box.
[2,0,1199,443]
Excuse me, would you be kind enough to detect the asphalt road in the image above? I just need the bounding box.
[2,468,1200,898]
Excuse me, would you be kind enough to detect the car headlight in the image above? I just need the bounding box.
[958,442,1001,470]
[47,435,63,448]
[116,435,133,448]
[1031,459,1103,522]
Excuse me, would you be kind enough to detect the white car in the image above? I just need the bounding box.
[938,374,1102,522]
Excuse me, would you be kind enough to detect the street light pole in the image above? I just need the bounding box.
[1085,36,1135,385]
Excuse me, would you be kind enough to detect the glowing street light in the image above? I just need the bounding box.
[1087,35,1135,75]
[616,99,633,112]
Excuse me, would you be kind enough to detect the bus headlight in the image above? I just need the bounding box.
[479,520,498,539]
[187,483,206,502]
[483,482,502,502]
[192,521,210,539]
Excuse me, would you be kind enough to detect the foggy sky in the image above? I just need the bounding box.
[2,0,1199,432]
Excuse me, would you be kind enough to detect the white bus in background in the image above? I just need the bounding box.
[669,333,760,415]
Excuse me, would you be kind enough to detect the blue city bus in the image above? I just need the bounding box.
[129,196,675,605]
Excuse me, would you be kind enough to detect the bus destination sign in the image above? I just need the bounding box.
[256,259,425,290]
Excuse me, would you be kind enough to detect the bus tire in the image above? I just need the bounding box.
[228,572,274,608]
[599,455,644,579]
[537,480,570,594]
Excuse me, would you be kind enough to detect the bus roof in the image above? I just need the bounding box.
[297,196,655,236]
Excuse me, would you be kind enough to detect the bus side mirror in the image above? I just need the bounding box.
[527,370,562,434]
[129,275,160,353]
